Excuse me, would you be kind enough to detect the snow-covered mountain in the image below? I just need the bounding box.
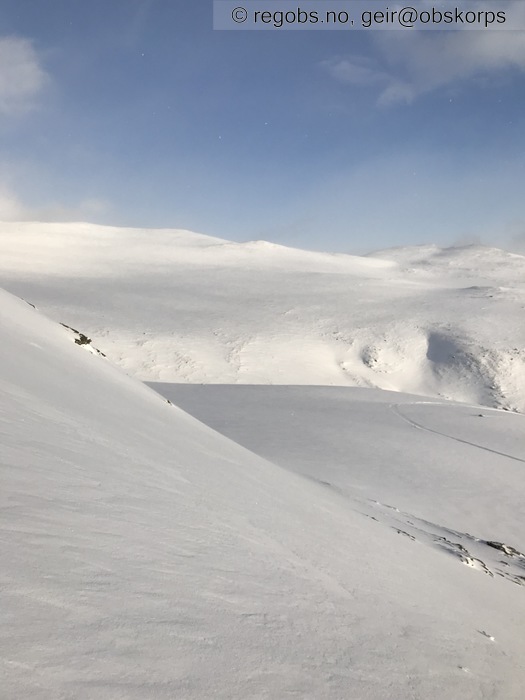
[1,221,524,411]
[2,287,525,699]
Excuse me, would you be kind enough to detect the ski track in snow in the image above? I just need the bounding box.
[390,403,525,464]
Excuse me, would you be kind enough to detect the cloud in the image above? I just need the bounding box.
[0,36,49,116]
[323,1,525,105]
[321,56,389,86]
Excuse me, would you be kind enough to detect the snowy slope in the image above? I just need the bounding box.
[160,381,525,630]
[1,221,524,411]
[156,383,525,572]
[2,290,525,699]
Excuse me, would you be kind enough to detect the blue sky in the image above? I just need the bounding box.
[1,0,525,252]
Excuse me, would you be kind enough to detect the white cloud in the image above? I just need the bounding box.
[324,1,525,105]
[321,55,418,106]
[0,36,49,116]
[321,56,389,86]
[376,81,415,107]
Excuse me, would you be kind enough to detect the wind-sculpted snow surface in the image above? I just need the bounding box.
[2,291,525,698]
[1,221,524,410]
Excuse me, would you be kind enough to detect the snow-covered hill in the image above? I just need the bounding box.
[2,288,525,699]
[1,221,524,412]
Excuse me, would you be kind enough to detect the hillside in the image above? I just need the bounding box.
[2,288,525,698]
[1,221,523,411]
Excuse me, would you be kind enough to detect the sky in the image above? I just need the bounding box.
[1,0,525,253]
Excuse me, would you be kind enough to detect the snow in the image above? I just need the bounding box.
[1,221,524,411]
[1,221,525,698]
[151,384,525,545]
